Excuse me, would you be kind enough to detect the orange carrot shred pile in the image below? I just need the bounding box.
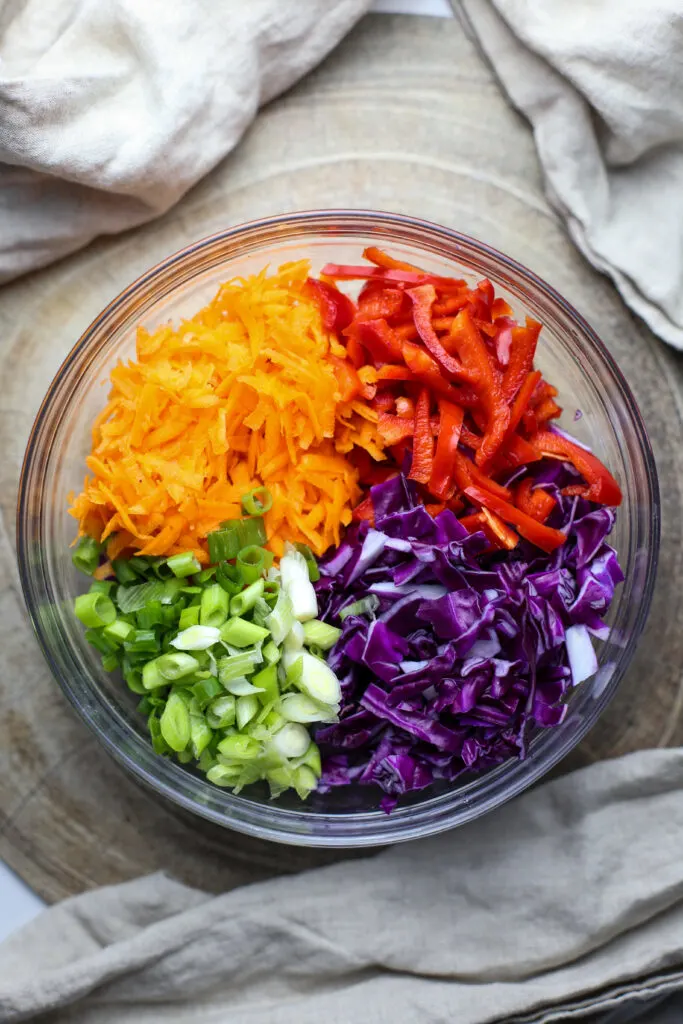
[69,261,387,561]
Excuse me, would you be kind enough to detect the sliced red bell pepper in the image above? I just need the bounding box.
[376,364,415,382]
[449,307,510,466]
[493,316,516,367]
[321,264,452,286]
[464,485,567,552]
[362,246,427,274]
[491,297,513,319]
[433,292,470,316]
[534,397,563,423]
[529,431,622,505]
[459,424,483,451]
[377,412,415,446]
[508,370,542,437]
[502,318,542,402]
[480,507,518,550]
[424,502,446,518]
[393,321,419,343]
[372,390,397,412]
[407,388,434,485]
[459,512,486,533]
[514,478,556,524]
[494,432,540,471]
[406,285,476,383]
[357,285,407,321]
[355,318,404,364]
[330,357,367,403]
[395,396,415,419]
[401,342,479,406]
[305,278,356,333]
[429,400,464,499]
[352,495,375,525]
[345,332,365,368]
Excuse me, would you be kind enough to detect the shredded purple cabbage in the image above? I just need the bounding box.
[314,464,623,804]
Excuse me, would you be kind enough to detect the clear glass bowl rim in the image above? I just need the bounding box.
[17,208,660,847]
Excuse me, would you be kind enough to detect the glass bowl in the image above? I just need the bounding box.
[17,210,659,847]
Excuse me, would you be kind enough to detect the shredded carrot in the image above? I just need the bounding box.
[70,261,387,560]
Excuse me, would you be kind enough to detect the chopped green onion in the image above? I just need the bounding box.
[236,694,259,730]
[148,714,171,755]
[74,591,117,628]
[217,733,261,761]
[215,561,243,595]
[102,618,135,645]
[72,536,102,576]
[338,594,380,622]
[236,545,266,584]
[206,695,236,729]
[194,567,216,585]
[206,763,241,787]
[123,629,159,654]
[298,741,322,778]
[142,659,168,690]
[283,650,341,706]
[293,765,318,799]
[135,600,163,629]
[159,692,191,752]
[294,542,321,583]
[264,590,294,646]
[279,693,337,724]
[271,722,310,758]
[101,652,119,672]
[156,652,200,680]
[224,676,264,696]
[200,584,229,628]
[262,640,281,666]
[189,706,213,758]
[267,764,294,799]
[88,579,114,596]
[178,605,200,630]
[285,654,304,686]
[230,578,264,618]
[124,668,146,694]
[251,596,272,627]
[241,486,273,517]
[166,552,202,578]
[112,558,138,584]
[207,527,242,564]
[116,578,183,614]
[263,580,280,606]
[217,649,262,683]
[251,663,279,705]
[284,621,305,651]
[220,617,269,647]
[191,677,223,706]
[302,619,342,651]
[146,557,174,580]
[171,625,221,650]
[238,516,268,548]
[280,546,317,621]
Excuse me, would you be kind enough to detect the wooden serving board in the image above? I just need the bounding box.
[1,13,682,904]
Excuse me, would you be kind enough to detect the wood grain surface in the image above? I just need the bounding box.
[1,13,682,904]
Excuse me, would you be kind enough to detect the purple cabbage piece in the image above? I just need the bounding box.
[314,468,622,804]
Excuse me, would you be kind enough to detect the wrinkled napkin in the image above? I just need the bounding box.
[0,0,371,282]
[3,749,683,1023]
[455,0,683,348]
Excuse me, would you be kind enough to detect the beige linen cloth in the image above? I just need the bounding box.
[3,750,683,1022]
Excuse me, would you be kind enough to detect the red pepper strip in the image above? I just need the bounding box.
[401,342,479,405]
[376,365,415,382]
[432,316,456,332]
[474,318,498,338]
[464,485,567,552]
[429,400,465,499]
[406,285,476,383]
[330,357,368,403]
[345,333,365,368]
[393,321,419,342]
[372,390,397,412]
[357,286,407,321]
[377,412,415,446]
[475,278,494,316]
[305,278,356,333]
[491,297,513,318]
[433,292,470,316]
[459,424,483,451]
[530,379,559,407]
[355,318,404,364]
[492,433,540,473]
[352,495,375,525]
[480,507,518,549]
[362,246,428,274]
[502,318,542,402]
[530,431,623,505]
[321,264,453,286]
[408,388,434,484]
[508,370,542,437]
[534,397,563,423]
[493,317,516,367]
[390,440,411,468]
[424,502,446,518]
[449,307,510,466]
[459,512,486,533]
[514,478,556,524]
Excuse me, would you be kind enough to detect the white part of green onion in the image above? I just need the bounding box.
[225,676,265,696]
[264,589,295,646]
[280,545,318,622]
[282,650,342,707]
[283,621,305,651]
[302,619,342,651]
[279,693,338,724]
[171,625,221,651]
[236,694,259,730]
[271,722,310,758]
[293,764,318,800]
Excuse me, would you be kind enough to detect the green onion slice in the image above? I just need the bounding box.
[241,486,273,517]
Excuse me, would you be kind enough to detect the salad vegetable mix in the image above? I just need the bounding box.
[69,248,624,806]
